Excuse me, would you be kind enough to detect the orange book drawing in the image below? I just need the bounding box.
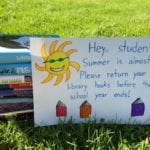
[35,40,80,86]
[80,100,92,118]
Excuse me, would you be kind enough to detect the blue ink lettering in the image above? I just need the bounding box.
[133,72,146,80]
[82,58,110,67]
[107,69,128,78]
[128,56,150,65]
[117,80,136,88]
[113,90,131,98]
[143,81,150,87]
[70,91,88,100]
[67,83,87,92]
[95,93,107,100]
[89,42,109,57]
[95,81,110,88]
[80,71,101,79]
[118,40,150,53]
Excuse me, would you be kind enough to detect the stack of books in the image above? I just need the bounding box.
[0,35,33,116]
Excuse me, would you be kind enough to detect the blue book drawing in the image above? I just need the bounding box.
[0,63,32,76]
[0,46,31,64]
[131,98,145,117]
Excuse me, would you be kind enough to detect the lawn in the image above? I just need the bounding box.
[0,0,150,149]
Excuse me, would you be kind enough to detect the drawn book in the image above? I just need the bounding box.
[131,98,145,117]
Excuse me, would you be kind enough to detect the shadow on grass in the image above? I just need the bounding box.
[0,115,150,149]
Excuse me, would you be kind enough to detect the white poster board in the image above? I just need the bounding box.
[30,38,150,126]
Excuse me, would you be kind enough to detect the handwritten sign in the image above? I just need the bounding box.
[30,38,150,126]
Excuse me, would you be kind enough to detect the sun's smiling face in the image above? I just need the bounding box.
[35,40,80,86]
[45,52,69,75]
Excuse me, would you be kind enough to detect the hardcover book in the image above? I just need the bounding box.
[0,88,33,98]
[0,75,32,84]
[0,97,33,104]
[0,102,33,114]
[0,63,32,76]
[0,43,30,64]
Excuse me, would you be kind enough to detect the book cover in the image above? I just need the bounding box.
[0,75,32,84]
[0,63,32,76]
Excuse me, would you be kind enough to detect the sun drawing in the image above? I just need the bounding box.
[35,40,80,86]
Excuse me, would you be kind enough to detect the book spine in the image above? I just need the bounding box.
[0,52,31,64]
[0,84,10,89]
[0,97,33,104]
[13,88,33,96]
[0,89,33,98]
[0,102,33,114]
[0,75,32,84]
[0,63,32,76]
[9,83,32,89]
[0,111,33,121]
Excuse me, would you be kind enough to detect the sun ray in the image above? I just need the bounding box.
[65,69,71,82]
[35,63,46,71]
[57,41,72,52]
[49,40,58,54]
[69,61,80,71]
[65,49,77,56]
[54,74,63,86]
[41,74,54,84]
[41,43,48,61]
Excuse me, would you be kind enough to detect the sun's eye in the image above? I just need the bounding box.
[58,58,64,62]
[49,59,56,63]
[58,57,69,62]
[43,59,56,63]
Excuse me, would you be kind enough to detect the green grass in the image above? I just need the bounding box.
[0,119,150,149]
[0,0,150,149]
[0,0,150,37]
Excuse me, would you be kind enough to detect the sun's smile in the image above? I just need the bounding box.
[35,40,80,86]
[50,65,64,72]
